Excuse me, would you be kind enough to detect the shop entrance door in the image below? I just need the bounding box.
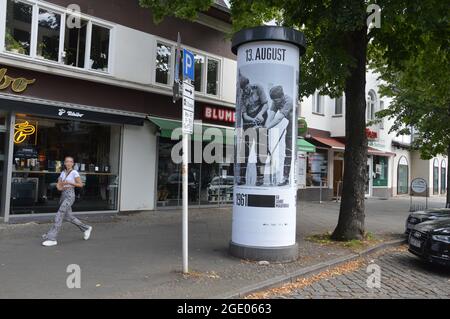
[333,159,344,197]
[0,113,8,217]
[365,156,373,197]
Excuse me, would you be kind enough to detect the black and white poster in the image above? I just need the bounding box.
[233,42,300,247]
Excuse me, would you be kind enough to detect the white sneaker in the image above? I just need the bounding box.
[83,226,92,240]
[42,240,57,247]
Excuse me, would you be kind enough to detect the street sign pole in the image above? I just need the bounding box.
[181,48,195,274]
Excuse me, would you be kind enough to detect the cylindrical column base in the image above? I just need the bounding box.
[229,241,299,263]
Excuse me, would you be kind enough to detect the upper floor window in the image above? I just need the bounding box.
[379,100,385,129]
[155,42,172,85]
[334,96,343,115]
[313,92,324,115]
[367,90,377,121]
[154,41,220,97]
[3,0,112,73]
[90,25,110,72]
[5,0,32,55]
[37,8,61,62]
[207,58,219,95]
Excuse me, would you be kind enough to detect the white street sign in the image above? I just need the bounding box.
[182,80,195,135]
[183,97,195,113]
[183,82,195,100]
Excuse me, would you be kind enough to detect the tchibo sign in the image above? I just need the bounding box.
[203,106,235,123]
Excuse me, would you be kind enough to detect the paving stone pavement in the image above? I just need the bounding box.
[279,248,450,299]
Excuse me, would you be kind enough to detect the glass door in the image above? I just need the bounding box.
[0,112,8,217]
[365,156,372,197]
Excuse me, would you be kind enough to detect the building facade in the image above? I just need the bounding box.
[0,0,237,222]
[298,70,448,201]
[0,0,446,223]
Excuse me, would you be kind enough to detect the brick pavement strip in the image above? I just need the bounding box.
[247,246,450,299]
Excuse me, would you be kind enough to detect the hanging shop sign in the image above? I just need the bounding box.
[203,106,235,124]
[298,118,308,136]
[0,68,36,93]
[365,128,378,140]
[230,26,306,262]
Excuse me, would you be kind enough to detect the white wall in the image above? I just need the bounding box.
[120,121,158,211]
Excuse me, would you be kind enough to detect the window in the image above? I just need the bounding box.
[441,160,447,194]
[313,92,324,115]
[90,25,110,72]
[11,115,121,215]
[433,158,439,195]
[5,0,32,55]
[63,19,88,68]
[37,8,61,61]
[397,156,408,194]
[207,58,219,95]
[3,1,112,73]
[379,100,385,129]
[373,156,388,187]
[367,90,376,121]
[334,96,343,115]
[155,42,172,84]
[306,149,328,187]
[194,54,204,92]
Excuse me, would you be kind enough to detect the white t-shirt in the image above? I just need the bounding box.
[59,170,80,188]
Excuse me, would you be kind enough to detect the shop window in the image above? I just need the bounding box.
[5,0,32,55]
[433,158,439,195]
[373,156,388,187]
[36,8,61,62]
[155,42,172,85]
[397,156,408,194]
[207,58,219,96]
[306,149,328,187]
[194,54,204,92]
[157,137,233,207]
[63,19,88,68]
[89,25,110,72]
[11,115,121,215]
[334,96,343,116]
[441,160,447,194]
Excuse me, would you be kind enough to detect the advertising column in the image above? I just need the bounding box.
[230,26,306,262]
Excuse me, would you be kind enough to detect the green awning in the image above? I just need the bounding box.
[297,138,316,152]
[148,116,234,145]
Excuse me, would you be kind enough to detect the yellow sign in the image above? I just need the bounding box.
[0,68,36,93]
[14,121,36,144]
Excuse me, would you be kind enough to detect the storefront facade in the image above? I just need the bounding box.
[0,65,150,222]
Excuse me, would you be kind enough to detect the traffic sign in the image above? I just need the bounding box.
[183,49,195,81]
[183,82,195,100]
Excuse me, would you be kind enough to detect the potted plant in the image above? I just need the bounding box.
[5,30,26,55]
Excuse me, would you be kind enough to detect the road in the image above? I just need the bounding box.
[261,246,450,299]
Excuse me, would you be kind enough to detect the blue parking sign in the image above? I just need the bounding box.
[183,49,195,81]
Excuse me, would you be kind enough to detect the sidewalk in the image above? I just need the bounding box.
[0,197,446,298]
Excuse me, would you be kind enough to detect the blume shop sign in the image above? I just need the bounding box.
[203,106,235,123]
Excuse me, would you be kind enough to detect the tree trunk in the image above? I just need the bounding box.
[447,145,450,208]
[331,28,368,241]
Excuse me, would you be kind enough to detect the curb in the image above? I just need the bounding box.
[214,238,406,299]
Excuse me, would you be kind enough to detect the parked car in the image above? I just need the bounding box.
[405,208,450,235]
[408,218,450,267]
[207,176,234,203]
